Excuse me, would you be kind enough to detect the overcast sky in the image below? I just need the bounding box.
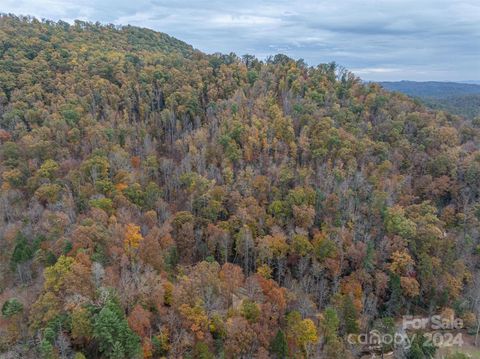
[3,0,480,81]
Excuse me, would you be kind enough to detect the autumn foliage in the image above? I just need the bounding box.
[0,14,479,358]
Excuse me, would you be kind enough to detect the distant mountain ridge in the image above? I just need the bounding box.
[378,80,480,98]
[459,80,480,85]
[379,80,480,119]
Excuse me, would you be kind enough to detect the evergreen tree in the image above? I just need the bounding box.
[11,233,33,266]
[93,299,141,359]
[386,274,403,316]
[270,329,288,358]
[407,334,436,359]
[2,298,23,317]
[39,338,55,359]
[342,295,359,334]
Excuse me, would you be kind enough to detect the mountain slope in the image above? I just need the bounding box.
[423,94,480,119]
[378,80,480,98]
[1,15,480,359]
[379,80,480,119]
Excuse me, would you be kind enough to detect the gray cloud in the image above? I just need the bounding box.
[2,0,479,81]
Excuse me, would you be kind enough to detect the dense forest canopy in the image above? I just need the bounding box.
[421,94,480,121]
[1,14,480,359]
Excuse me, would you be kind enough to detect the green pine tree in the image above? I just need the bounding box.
[270,329,288,358]
[39,339,55,359]
[111,341,125,359]
[386,274,403,316]
[342,295,359,334]
[1,298,23,317]
[93,299,141,359]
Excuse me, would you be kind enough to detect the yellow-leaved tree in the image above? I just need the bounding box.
[124,223,143,257]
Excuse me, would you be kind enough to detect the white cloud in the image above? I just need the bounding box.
[209,15,281,27]
[352,68,403,74]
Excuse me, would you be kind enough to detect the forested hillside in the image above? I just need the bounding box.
[421,95,480,120]
[379,81,480,119]
[378,81,480,98]
[1,15,480,359]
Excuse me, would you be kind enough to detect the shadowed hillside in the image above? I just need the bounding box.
[379,81,480,119]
